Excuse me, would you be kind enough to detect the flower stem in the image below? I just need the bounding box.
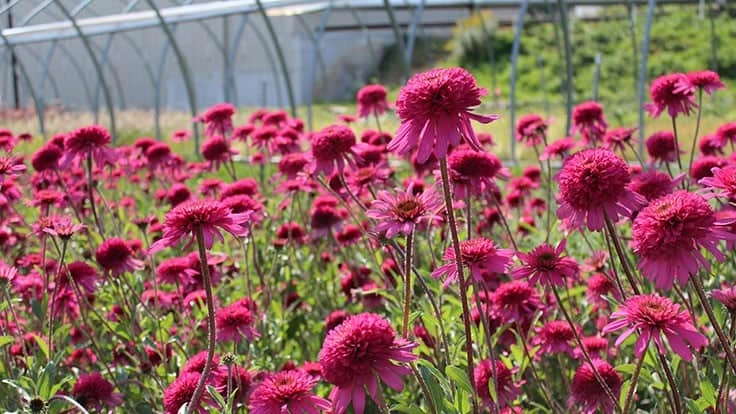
[186,225,218,414]
[86,154,104,236]
[517,322,564,414]
[657,351,682,414]
[686,89,704,189]
[623,339,650,413]
[604,215,641,295]
[717,313,736,414]
[670,116,683,172]
[439,158,480,414]
[402,230,414,338]
[47,239,68,363]
[691,275,736,376]
[550,282,622,413]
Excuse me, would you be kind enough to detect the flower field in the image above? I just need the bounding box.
[2,66,736,414]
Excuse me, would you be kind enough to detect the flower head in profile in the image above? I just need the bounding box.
[700,165,736,200]
[603,127,637,153]
[515,114,548,147]
[432,238,514,288]
[713,285,736,313]
[631,190,733,290]
[150,199,250,253]
[556,148,645,231]
[645,73,696,118]
[201,136,238,171]
[199,103,235,137]
[319,313,417,414]
[367,186,442,238]
[512,239,579,287]
[646,131,681,164]
[628,170,679,202]
[72,372,123,411]
[687,70,725,95]
[357,84,390,118]
[61,125,117,168]
[571,101,608,145]
[490,280,542,325]
[568,359,622,414]
[699,134,725,156]
[532,320,577,357]
[216,302,259,343]
[540,137,576,161]
[445,148,508,198]
[389,67,499,163]
[0,155,25,184]
[602,294,707,361]
[715,122,736,146]
[163,372,217,414]
[96,238,144,276]
[171,129,191,143]
[474,359,523,410]
[31,143,62,172]
[308,124,358,175]
[249,370,331,414]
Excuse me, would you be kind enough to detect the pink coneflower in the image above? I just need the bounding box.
[602,294,707,360]
[0,262,17,285]
[164,372,217,414]
[512,239,580,287]
[357,84,390,118]
[572,101,608,145]
[309,204,343,238]
[687,70,725,95]
[201,136,237,171]
[700,165,736,199]
[532,320,576,357]
[156,257,196,286]
[432,238,513,288]
[199,103,235,138]
[274,222,307,246]
[716,122,736,146]
[699,134,725,156]
[277,153,309,180]
[171,129,191,143]
[713,285,736,313]
[249,370,331,414]
[72,373,123,410]
[0,155,25,183]
[31,143,62,172]
[144,142,172,170]
[58,261,99,294]
[221,178,260,199]
[232,124,254,142]
[516,114,548,147]
[631,190,732,290]
[587,272,619,308]
[691,155,727,181]
[166,183,191,207]
[540,137,576,161]
[646,130,683,164]
[628,170,679,202]
[149,199,250,253]
[61,125,117,168]
[319,313,417,414]
[216,302,259,343]
[556,148,645,231]
[389,67,499,163]
[490,280,542,325]
[645,73,696,118]
[575,336,611,360]
[308,124,357,176]
[366,186,442,238]
[95,238,144,276]
[445,148,507,198]
[568,359,622,414]
[251,125,278,151]
[603,127,637,153]
[473,359,523,410]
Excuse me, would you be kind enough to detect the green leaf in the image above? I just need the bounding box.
[699,378,717,407]
[0,335,14,348]
[445,365,473,394]
[32,334,49,361]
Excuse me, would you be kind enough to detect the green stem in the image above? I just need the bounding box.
[402,230,414,338]
[691,275,736,376]
[623,338,649,413]
[671,116,683,172]
[686,89,704,190]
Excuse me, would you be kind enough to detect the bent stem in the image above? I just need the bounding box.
[550,282,622,413]
[186,225,218,414]
[402,230,414,337]
[439,158,480,414]
[691,275,736,376]
[623,339,650,413]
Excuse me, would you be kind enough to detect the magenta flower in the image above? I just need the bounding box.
[540,137,576,161]
[0,155,25,184]
[389,67,499,163]
[198,103,235,138]
[249,370,331,414]
[532,320,577,357]
[473,359,523,410]
[687,70,725,95]
[603,127,637,153]
[645,73,697,118]
[700,165,736,199]
[444,148,508,198]
[60,125,117,168]
[432,238,513,288]
[163,372,218,414]
[490,280,543,325]
[568,359,622,414]
[366,186,443,238]
[571,101,608,145]
[646,131,681,164]
[713,285,736,313]
[715,122,736,146]
[512,239,580,287]
[556,148,646,231]
[319,313,417,414]
[516,114,548,147]
[201,136,238,171]
[149,199,250,253]
[308,124,358,175]
[215,302,259,343]
[357,84,390,118]
[602,294,707,361]
[72,372,123,411]
[631,190,733,290]
[95,238,144,276]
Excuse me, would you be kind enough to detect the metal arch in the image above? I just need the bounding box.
[301,0,333,131]
[256,0,297,117]
[55,1,117,141]
[404,0,426,68]
[557,0,573,133]
[143,0,200,153]
[295,14,328,91]
[509,0,529,165]
[345,2,378,66]
[244,17,285,108]
[0,31,45,135]
[472,0,498,108]
[90,40,127,111]
[226,13,250,106]
[638,0,656,156]
[382,0,409,81]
